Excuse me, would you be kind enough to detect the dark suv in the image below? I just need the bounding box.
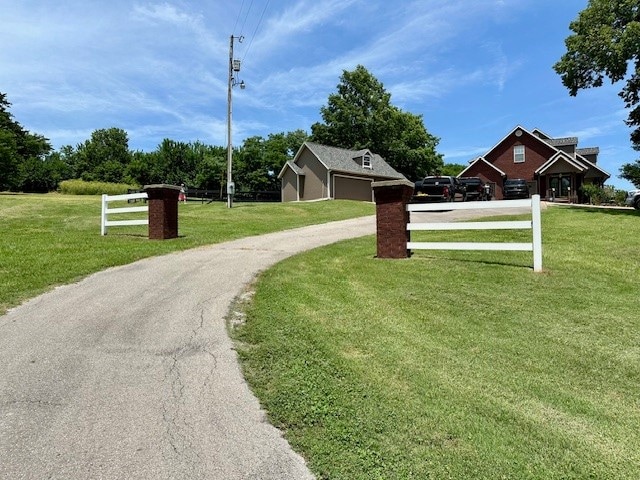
[503,179,530,199]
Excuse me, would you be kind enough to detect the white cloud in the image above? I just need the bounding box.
[562,110,628,142]
[441,146,489,162]
[132,2,202,25]
[245,0,361,57]
[2,0,628,170]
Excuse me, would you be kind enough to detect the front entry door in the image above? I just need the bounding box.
[549,175,571,198]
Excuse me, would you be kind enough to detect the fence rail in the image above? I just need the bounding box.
[406,195,542,271]
[101,192,149,235]
[182,189,280,203]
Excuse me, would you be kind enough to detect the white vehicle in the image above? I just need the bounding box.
[625,189,640,210]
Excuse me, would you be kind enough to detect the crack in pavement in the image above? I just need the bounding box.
[160,301,219,477]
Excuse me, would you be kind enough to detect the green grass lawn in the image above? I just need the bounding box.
[233,206,640,479]
[3,193,639,478]
[0,193,373,314]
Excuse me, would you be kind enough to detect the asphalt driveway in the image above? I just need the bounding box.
[0,205,533,479]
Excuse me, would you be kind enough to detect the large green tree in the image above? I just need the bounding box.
[441,163,466,177]
[193,147,226,192]
[311,65,443,179]
[234,130,308,191]
[553,0,640,186]
[1,93,52,191]
[18,153,71,193]
[69,127,132,183]
[0,128,19,190]
[620,161,640,187]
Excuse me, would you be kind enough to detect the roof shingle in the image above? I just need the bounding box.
[304,142,405,179]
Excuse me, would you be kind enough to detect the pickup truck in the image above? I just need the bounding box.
[413,176,464,202]
[503,178,530,199]
[458,176,488,201]
[625,188,640,210]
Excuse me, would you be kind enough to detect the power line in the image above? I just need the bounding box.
[239,0,255,37]
[232,0,246,35]
[241,0,270,63]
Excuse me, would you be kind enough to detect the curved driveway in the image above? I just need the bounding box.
[0,206,532,479]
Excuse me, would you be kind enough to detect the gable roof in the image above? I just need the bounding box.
[479,125,609,181]
[533,129,580,149]
[576,147,600,156]
[531,128,552,140]
[576,153,610,178]
[534,149,611,180]
[482,125,557,160]
[282,160,305,176]
[458,156,506,177]
[535,151,587,175]
[280,142,405,180]
[546,137,578,147]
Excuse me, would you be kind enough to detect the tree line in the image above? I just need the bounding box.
[1,66,449,194]
[8,49,638,195]
[1,92,310,194]
[1,96,309,194]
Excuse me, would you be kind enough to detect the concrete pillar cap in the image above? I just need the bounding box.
[372,179,414,189]
[143,184,182,191]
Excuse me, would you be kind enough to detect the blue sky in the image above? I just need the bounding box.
[0,0,636,189]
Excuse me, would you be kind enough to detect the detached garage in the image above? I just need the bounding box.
[278,142,405,202]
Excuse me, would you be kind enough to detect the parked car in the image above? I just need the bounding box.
[503,178,530,199]
[458,177,487,201]
[413,176,465,202]
[625,189,640,210]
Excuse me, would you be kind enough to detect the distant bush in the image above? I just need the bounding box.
[580,183,602,204]
[58,179,139,195]
[580,184,628,206]
[613,188,628,206]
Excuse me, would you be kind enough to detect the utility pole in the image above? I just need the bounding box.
[226,34,245,208]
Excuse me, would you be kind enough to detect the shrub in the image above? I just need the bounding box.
[58,179,139,195]
[580,184,629,206]
[580,183,602,204]
[613,188,628,206]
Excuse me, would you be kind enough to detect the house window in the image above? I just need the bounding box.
[513,145,525,163]
[362,154,372,169]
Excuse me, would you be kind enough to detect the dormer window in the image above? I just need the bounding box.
[513,145,525,163]
[362,154,372,169]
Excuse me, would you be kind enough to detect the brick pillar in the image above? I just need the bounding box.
[372,179,414,259]
[143,184,181,240]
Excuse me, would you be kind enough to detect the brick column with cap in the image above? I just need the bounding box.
[372,179,414,259]
[143,184,181,240]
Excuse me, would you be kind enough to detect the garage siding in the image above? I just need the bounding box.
[297,150,327,200]
[281,169,298,202]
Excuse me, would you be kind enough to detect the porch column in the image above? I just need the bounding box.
[372,179,414,259]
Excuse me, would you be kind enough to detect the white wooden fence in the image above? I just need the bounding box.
[407,195,543,272]
[101,192,148,235]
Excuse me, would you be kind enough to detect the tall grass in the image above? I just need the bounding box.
[234,206,640,479]
[58,179,139,195]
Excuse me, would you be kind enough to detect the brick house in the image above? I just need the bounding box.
[458,125,610,201]
[278,142,405,202]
